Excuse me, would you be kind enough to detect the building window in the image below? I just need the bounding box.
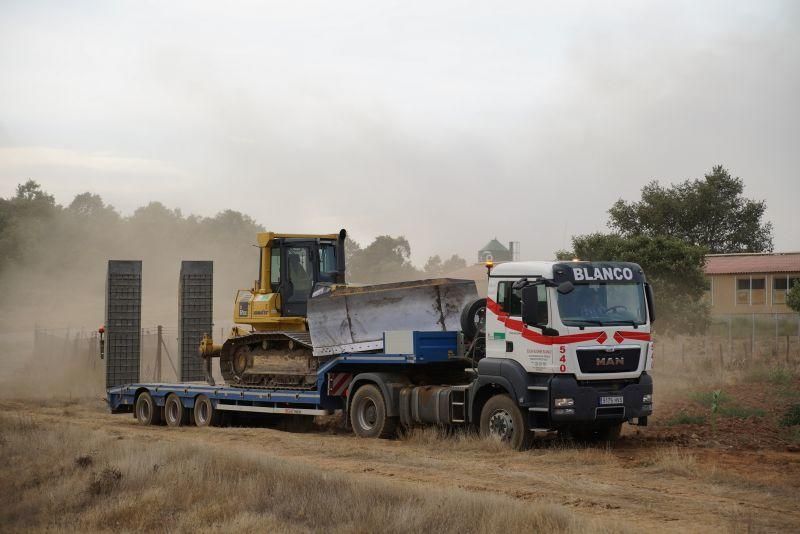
[704,277,713,305]
[774,275,800,304]
[751,278,766,305]
[736,277,750,305]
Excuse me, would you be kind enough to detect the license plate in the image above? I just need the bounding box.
[600,396,624,405]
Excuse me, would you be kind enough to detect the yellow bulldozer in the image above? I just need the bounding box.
[200,229,478,389]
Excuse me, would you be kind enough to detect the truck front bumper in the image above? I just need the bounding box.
[548,373,653,424]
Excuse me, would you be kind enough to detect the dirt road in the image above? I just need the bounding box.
[4,398,799,533]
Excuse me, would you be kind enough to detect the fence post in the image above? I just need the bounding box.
[774,313,779,359]
[751,313,756,360]
[728,315,732,360]
[156,325,163,382]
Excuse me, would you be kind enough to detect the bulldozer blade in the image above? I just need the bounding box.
[307,278,478,357]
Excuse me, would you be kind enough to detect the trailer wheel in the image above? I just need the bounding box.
[135,392,162,426]
[460,298,487,339]
[164,394,186,428]
[479,394,532,451]
[193,395,222,427]
[349,384,397,439]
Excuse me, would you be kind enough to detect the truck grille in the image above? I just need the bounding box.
[576,348,640,373]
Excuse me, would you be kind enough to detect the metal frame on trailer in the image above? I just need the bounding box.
[105,260,142,388]
[179,261,213,382]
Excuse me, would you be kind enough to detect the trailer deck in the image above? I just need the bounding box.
[107,331,465,416]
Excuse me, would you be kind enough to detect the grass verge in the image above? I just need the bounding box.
[0,414,619,534]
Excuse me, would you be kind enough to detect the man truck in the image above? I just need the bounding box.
[106,230,655,450]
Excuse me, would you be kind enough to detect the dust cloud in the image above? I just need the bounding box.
[0,196,269,397]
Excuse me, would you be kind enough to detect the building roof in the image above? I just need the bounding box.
[479,238,509,253]
[704,252,800,275]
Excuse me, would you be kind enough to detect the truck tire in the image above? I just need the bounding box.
[164,394,186,428]
[135,392,162,426]
[349,384,397,439]
[193,394,222,427]
[479,394,532,451]
[460,298,487,339]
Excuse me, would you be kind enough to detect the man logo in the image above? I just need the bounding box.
[596,357,625,366]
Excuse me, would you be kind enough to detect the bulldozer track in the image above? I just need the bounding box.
[220,331,329,390]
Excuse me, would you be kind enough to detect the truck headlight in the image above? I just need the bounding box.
[642,394,652,404]
[554,398,574,407]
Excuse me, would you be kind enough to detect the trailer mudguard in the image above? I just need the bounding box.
[348,372,410,417]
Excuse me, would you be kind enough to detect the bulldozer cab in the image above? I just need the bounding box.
[250,230,346,321]
[277,240,318,317]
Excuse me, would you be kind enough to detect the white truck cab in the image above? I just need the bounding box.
[470,260,655,441]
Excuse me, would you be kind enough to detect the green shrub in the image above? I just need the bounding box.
[718,405,765,419]
[690,390,730,407]
[745,366,794,385]
[781,404,800,427]
[667,411,706,426]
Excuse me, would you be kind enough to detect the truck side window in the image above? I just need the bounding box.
[497,281,522,316]
[535,285,548,325]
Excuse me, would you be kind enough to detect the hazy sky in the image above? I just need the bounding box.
[1,0,798,264]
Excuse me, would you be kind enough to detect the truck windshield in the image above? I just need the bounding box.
[557,283,646,327]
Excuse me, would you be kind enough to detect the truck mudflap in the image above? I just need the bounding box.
[549,373,653,423]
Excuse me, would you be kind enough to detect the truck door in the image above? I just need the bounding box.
[486,279,522,359]
[280,242,318,317]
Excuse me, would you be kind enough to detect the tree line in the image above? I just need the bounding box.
[1,166,791,333]
[0,181,467,328]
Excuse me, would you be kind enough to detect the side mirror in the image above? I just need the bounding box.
[521,286,544,326]
[645,283,656,323]
[512,278,528,291]
[557,281,574,295]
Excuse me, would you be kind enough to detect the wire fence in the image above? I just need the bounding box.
[2,315,796,395]
[0,322,234,395]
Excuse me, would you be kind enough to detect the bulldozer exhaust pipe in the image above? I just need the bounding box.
[336,228,347,284]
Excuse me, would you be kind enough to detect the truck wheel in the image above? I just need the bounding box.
[164,394,186,428]
[460,298,487,339]
[135,392,162,426]
[349,384,397,439]
[193,394,222,427]
[480,394,532,451]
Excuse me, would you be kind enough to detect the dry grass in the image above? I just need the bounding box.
[0,414,620,534]
[637,447,699,477]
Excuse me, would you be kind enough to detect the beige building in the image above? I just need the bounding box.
[705,253,800,315]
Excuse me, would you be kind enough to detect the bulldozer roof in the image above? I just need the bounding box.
[256,232,340,247]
